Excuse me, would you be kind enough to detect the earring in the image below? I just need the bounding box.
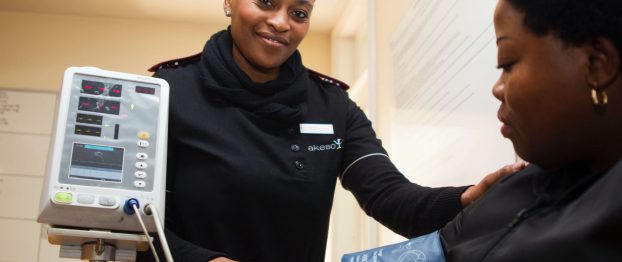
[225,9,231,17]
[590,81,608,115]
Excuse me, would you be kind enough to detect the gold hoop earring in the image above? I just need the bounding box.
[590,81,608,115]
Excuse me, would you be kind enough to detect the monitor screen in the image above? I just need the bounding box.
[69,143,124,182]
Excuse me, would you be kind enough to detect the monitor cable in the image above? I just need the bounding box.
[125,198,174,262]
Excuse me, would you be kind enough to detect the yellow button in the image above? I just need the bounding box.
[137,131,151,140]
[54,192,73,204]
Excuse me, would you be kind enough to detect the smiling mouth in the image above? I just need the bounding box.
[257,32,289,46]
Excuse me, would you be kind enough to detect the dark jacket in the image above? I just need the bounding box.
[441,160,622,261]
[140,30,466,262]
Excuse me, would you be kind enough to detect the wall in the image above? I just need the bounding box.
[0,11,331,261]
[373,0,516,246]
[0,11,331,92]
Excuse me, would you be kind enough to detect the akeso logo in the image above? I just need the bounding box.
[308,138,343,152]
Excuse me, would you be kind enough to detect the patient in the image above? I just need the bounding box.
[440,0,622,260]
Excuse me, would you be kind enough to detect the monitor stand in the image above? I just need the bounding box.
[47,227,150,262]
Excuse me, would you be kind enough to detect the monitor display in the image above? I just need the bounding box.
[78,97,120,115]
[69,143,124,182]
[81,80,122,97]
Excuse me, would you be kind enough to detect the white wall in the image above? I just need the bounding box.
[374,0,516,245]
[0,11,331,92]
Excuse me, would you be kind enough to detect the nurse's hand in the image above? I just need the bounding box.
[460,162,526,207]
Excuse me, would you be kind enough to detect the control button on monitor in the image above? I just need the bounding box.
[99,196,117,207]
[135,162,148,169]
[137,140,150,148]
[135,171,147,178]
[136,153,148,160]
[54,192,73,204]
[137,131,151,140]
[77,194,95,205]
[134,180,146,188]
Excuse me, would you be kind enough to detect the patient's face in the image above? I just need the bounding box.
[492,0,595,168]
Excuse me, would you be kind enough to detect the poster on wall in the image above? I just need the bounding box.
[0,88,57,176]
[0,88,57,134]
[388,0,516,187]
[0,88,57,261]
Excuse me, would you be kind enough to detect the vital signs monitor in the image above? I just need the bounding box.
[38,67,169,234]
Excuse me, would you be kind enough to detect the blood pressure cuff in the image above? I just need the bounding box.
[341,231,445,262]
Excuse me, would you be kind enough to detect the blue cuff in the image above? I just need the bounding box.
[341,231,446,262]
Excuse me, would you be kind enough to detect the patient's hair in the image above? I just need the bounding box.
[505,0,622,70]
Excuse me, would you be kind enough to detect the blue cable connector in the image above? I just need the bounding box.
[124,198,140,215]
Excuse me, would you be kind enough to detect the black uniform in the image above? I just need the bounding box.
[441,160,622,261]
[142,29,466,262]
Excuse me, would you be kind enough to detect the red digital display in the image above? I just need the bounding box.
[81,80,105,95]
[78,97,121,115]
[136,86,155,95]
[136,86,156,95]
[81,80,122,97]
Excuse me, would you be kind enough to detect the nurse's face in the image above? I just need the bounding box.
[224,0,314,81]
[492,0,598,168]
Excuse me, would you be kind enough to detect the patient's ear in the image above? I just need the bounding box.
[586,37,620,87]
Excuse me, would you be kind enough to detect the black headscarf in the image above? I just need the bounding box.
[198,29,309,124]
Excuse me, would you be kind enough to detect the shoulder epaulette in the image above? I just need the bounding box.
[148,52,202,72]
[308,69,349,90]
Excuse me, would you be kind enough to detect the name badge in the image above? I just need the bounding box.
[300,123,334,135]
